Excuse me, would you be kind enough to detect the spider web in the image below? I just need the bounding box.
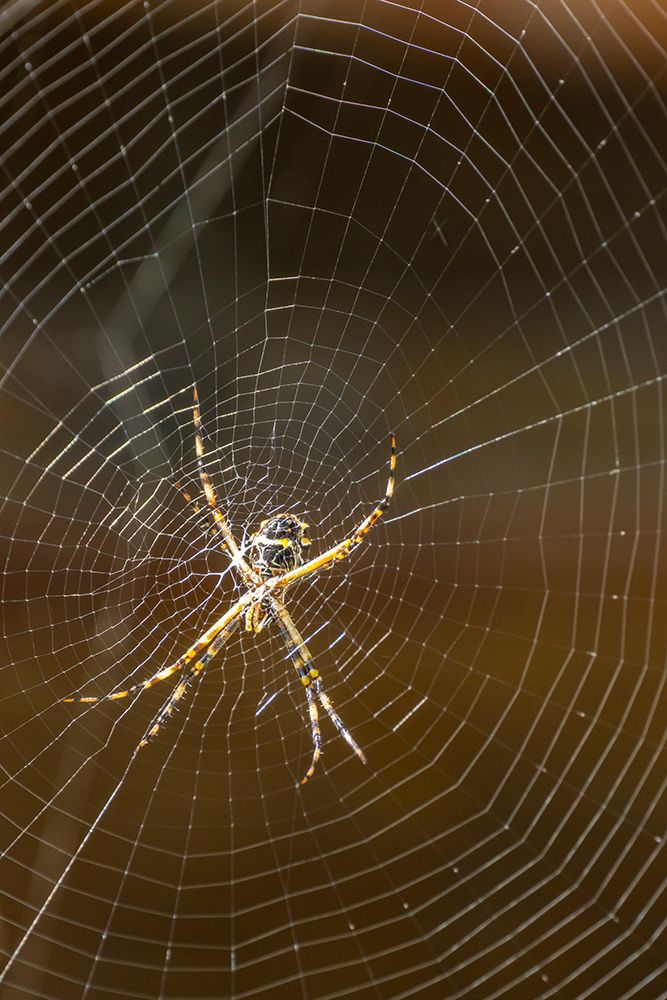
[0,1,665,997]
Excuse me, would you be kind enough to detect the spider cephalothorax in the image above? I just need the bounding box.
[250,514,311,578]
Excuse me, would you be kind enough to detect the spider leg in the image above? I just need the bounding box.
[192,386,261,587]
[175,480,202,518]
[64,656,189,704]
[312,678,366,768]
[268,597,366,784]
[174,480,217,540]
[136,614,242,751]
[64,594,251,706]
[268,434,396,592]
[303,684,322,783]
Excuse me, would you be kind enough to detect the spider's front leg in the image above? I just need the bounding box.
[266,433,396,592]
[191,386,262,589]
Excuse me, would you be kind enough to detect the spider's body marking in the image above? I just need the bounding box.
[245,514,311,631]
[65,388,395,784]
[250,513,311,578]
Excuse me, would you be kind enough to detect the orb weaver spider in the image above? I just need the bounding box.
[65,387,396,784]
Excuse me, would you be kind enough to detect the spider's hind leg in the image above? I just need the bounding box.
[134,613,242,751]
[136,669,201,750]
[301,683,322,784]
[298,675,367,785]
[268,598,366,784]
[313,679,367,765]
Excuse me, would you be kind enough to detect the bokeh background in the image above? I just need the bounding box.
[0,1,665,998]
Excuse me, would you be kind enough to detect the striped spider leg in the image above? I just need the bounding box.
[184,386,264,634]
[266,432,396,592]
[136,610,243,750]
[64,590,259,750]
[267,595,367,785]
[191,386,262,592]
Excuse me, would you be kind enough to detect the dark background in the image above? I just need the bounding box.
[0,1,665,998]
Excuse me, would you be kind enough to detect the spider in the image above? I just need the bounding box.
[65,387,396,784]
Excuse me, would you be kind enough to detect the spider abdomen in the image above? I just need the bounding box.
[250,514,311,578]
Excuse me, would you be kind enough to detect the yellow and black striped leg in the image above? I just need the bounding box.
[266,433,396,592]
[174,480,217,540]
[136,615,241,751]
[175,479,202,518]
[64,654,193,706]
[302,683,322,784]
[192,387,261,588]
[64,595,250,709]
[345,431,396,548]
[270,598,366,784]
[136,663,203,750]
[311,677,366,768]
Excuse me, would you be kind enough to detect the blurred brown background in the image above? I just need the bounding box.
[0,1,665,998]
